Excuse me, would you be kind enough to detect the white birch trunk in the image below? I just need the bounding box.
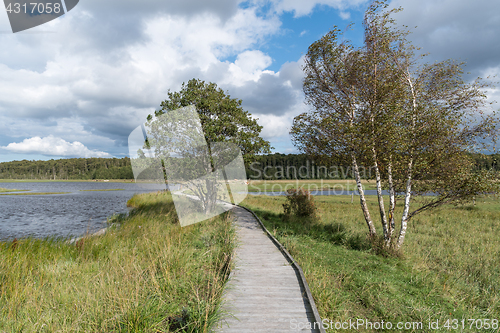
[352,152,376,236]
[397,70,417,250]
[397,158,412,249]
[371,146,388,240]
[386,156,396,247]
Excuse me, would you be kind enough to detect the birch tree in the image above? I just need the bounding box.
[292,30,377,236]
[292,0,499,250]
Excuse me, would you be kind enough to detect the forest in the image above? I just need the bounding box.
[0,157,134,180]
[0,153,498,180]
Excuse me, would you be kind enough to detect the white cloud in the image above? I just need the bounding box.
[0,0,363,160]
[339,11,350,20]
[255,113,291,138]
[2,136,111,158]
[477,66,500,110]
[0,6,282,117]
[230,50,274,83]
[0,5,282,143]
[278,57,305,90]
[254,96,308,139]
[388,0,500,75]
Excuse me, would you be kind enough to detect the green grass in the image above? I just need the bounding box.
[0,179,136,183]
[246,179,377,192]
[0,192,70,195]
[0,191,235,332]
[0,187,28,193]
[241,194,500,332]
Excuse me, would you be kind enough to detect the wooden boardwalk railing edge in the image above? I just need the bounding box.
[235,204,327,333]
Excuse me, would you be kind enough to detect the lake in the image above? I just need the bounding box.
[0,181,433,241]
[0,181,164,241]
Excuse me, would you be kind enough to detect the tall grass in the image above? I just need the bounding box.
[0,191,234,332]
[242,194,500,332]
[247,179,376,192]
[0,188,26,193]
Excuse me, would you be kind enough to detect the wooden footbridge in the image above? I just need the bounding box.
[216,206,325,333]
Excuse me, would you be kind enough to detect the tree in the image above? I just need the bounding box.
[140,79,271,224]
[291,0,499,250]
[150,79,272,164]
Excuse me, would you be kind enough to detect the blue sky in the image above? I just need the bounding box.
[249,5,365,73]
[0,0,499,162]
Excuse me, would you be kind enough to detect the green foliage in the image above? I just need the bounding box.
[282,188,318,222]
[246,153,353,180]
[152,78,272,164]
[292,0,500,248]
[0,191,235,332]
[242,194,500,331]
[472,153,500,171]
[0,153,498,181]
[0,157,133,180]
[92,165,134,180]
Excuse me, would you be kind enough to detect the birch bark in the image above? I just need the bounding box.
[372,146,388,239]
[386,156,396,246]
[352,152,377,236]
[397,70,417,249]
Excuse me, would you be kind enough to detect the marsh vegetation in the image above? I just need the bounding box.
[242,194,500,332]
[0,191,234,332]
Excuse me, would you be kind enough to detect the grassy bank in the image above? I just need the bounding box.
[0,192,70,196]
[0,187,27,193]
[0,179,136,183]
[241,194,500,332]
[0,191,234,332]
[247,179,376,192]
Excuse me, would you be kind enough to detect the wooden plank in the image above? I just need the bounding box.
[215,206,321,333]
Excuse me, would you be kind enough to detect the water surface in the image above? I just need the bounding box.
[0,182,161,241]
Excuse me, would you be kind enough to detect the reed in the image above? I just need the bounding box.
[0,191,235,332]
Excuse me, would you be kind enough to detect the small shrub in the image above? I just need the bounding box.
[282,188,318,223]
[10,238,18,251]
[344,233,371,251]
[322,223,347,244]
[323,222,346,234]
[369,234,403,258]
[262,212,271,220]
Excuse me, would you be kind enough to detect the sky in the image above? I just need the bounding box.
[0,0,499,163]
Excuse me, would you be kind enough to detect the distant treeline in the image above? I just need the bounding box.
[0,157,134,180]
[0,153,498,180]
[247,153,500,180]
[472,153,500,173]
[246,154,350,180]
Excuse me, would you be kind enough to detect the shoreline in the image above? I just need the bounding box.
[0,191,232,331]
[0,179,137,183]
[66,223,116,245]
